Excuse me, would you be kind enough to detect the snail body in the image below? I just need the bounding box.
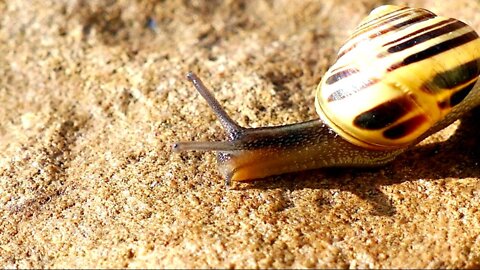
[173,5,480,184]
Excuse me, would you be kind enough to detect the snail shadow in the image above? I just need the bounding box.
[241,107,480,217]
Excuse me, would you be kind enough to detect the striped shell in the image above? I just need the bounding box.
[315,5,480,150]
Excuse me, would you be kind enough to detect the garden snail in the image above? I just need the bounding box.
[173,5,480,185]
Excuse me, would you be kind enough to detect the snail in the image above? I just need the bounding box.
[173,5,480,185]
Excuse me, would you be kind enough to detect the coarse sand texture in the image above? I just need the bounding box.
[1,0,480,268]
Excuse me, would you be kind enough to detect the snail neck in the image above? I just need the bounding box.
[214,119,404,182]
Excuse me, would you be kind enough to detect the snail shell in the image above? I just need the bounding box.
[174,5,480,184]
[316,5,480,150]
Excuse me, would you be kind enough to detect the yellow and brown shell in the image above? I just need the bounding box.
[315,5,480,150]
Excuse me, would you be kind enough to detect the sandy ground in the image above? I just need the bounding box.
[1,0,480,268]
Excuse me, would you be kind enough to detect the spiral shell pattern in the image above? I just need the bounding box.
[315,5,480,150]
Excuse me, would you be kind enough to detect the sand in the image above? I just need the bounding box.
[1,0,480,268]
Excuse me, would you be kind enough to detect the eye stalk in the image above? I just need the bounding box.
[172,73,245,154]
